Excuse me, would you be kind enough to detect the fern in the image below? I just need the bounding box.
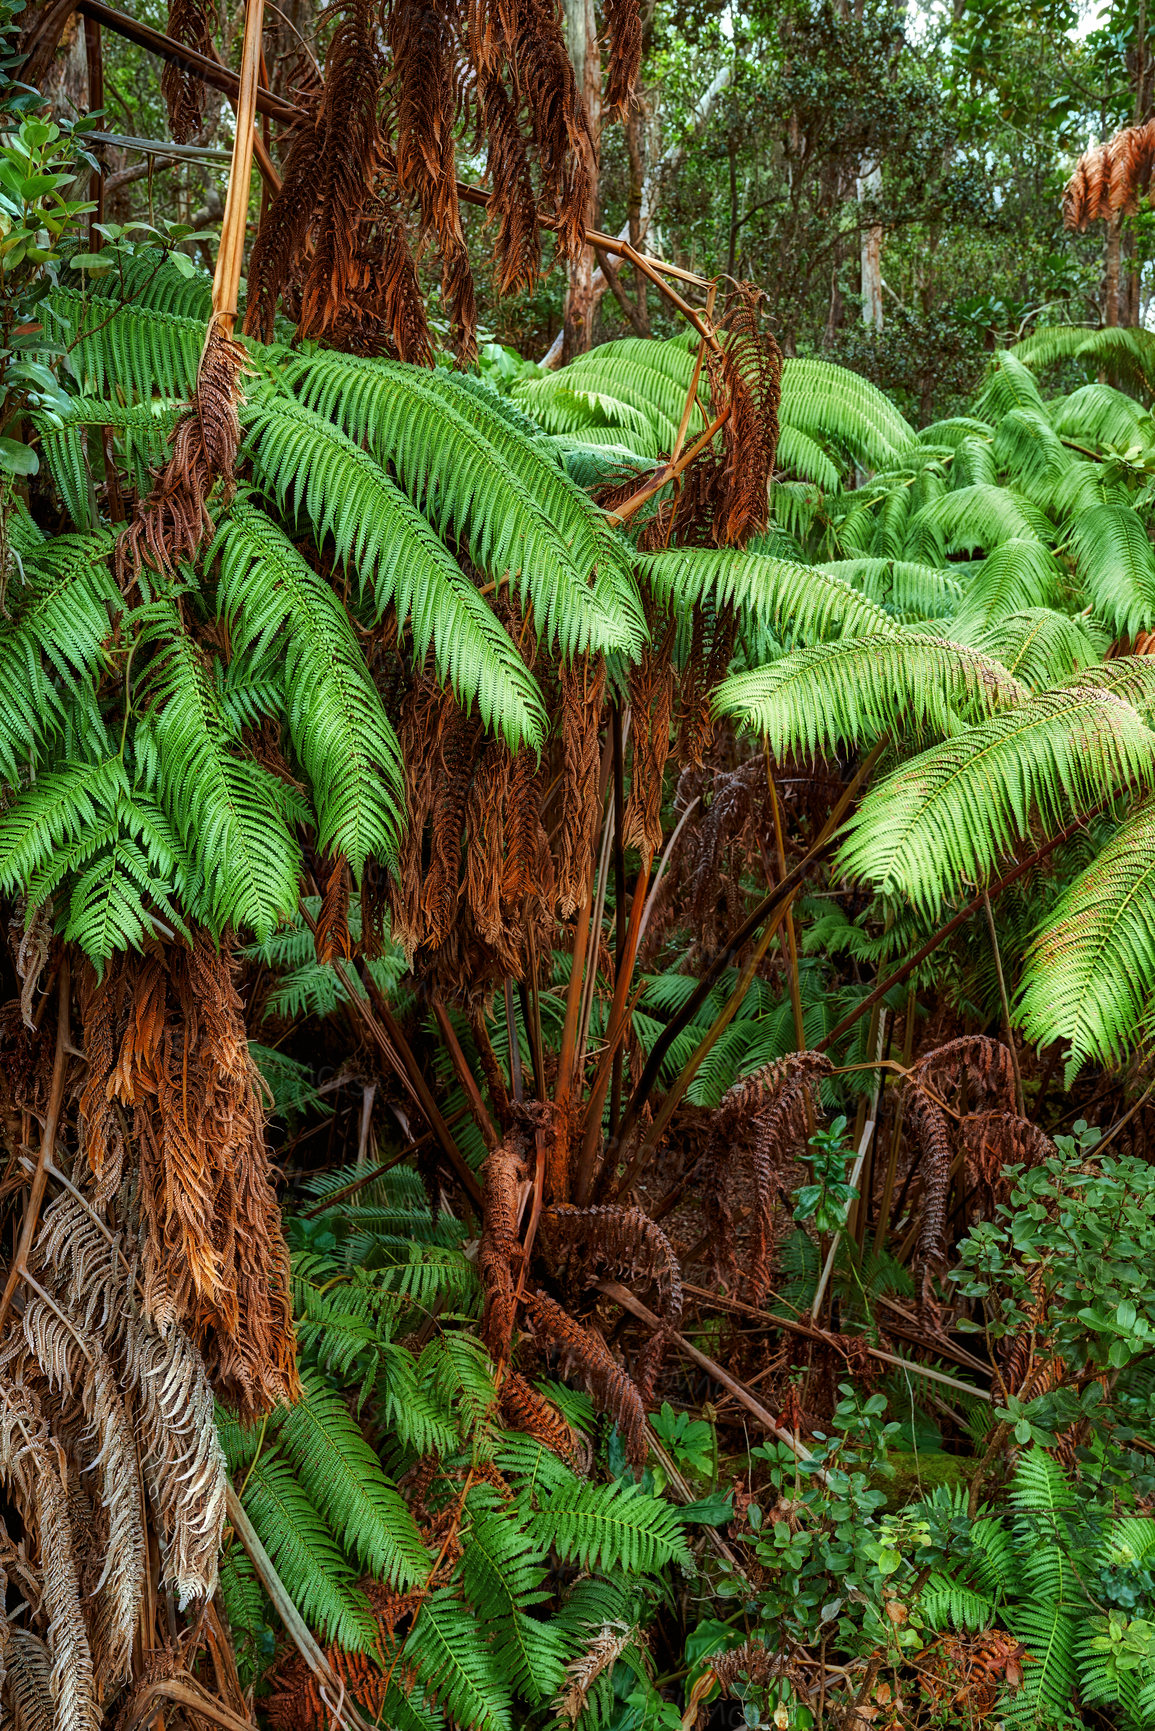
[217,1548,269,1688]
[950,538,1064,636]
[973,351,1050,422]
[1069,500,1155,636]
[1002,1601,1079,1728]
[641,547,894,644]
[42,286,204,401]
[404,1591,513,1731]
[1017,797,1155,1070]
[967,607,1100,689]
[715,634,1025,756]
[460,1487,569,1705]
[528,1479,690,1574]
[272,1368,429,1587]
[211,501,405,874]
[838,686,1155,916]
[919,1574,997,1632]
[241,400,546,749]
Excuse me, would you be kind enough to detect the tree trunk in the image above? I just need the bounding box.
[560,0,601,362]
[857,159,883,332]
[1104,213,1122,327]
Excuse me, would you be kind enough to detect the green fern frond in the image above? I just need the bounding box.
[1001,1601,1078,1726]
[1069,501,1155,636]
[777,424,841,490]
[973,351,1049,422]
[641,547,894,645]
[461,1487,567,1704]
[1051,382,1152,450]
[838,687,1155,916]
[272,1367,429,1586]
[968,607,1099,689]
[59,816,189,964]
[970,1514,1021,1595]
[949,433,999,490]
[780,356,915,471]
[41,286,203,400]
[715,634,1025,756]
[1009,1447,1077,1604]
[281,350,641,659]
[0,530,119,776]
[990,408,1071,503]
[35,397,180,528]
[232,1449,379,1653]
[1017,797,1155,1070]
[1012,324,1155,399]
[919,1575,996,1632]
[134,599,302,941]
[211,501,405,873]
[920,415,995,447]
[950,539,1064,637]
[528,1479,690,1574]
[821,557,963,619]
[0,754,129,892]
[217,1549,269,1689]
[405,1591,513,1731]
[69,245,214,319]
[242,400,546,749]
[907,484,1053,559]
[1099,1518,1155,1570]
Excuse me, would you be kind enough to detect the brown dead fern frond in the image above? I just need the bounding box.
[554,1622,637,1724]
[520,1287,647,1466]
[161,0,216,142]
[557,654,606,916]
[601,0,642,123]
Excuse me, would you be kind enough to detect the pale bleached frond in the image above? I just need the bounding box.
[838,686,1155,916]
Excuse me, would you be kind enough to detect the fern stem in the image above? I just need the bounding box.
[609,702,627,1135]
[432,999,499,1151]
[576,857,651,1203]
[0,954,69,1340]
[982,890,1025,1115]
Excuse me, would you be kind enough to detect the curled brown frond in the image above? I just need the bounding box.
[1064,119,1155,228]
[498,1369,578,1461]
[601,0,642,123]
[315,854,353,965]
[479,1139,528,1359]
[520,1287,647,1467]
[557,654,606,916]
[623,622,675,866]
[161,0,215,142]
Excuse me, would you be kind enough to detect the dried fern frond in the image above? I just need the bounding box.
[521,1287,647,1467]
[554,1621,635,1724]
[1064,118,1155,229]
[161,0,216,141]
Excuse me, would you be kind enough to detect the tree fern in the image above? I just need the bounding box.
[779,355,915,471]
[283,349,641,660]
[821,556,963,619]
[403,1591,513,1731]
[42,286,204,401]
[948,538,1063,638]
[36,397,180,529]
[226,1447,379,1653]
[134,597,304,941]
[1051,382,1152,450]
[838,687,1155,916]
[776,423,842,490]
[968,607,1099,689]
[211,501,405,873]
[715,634,1025,757]
[1011,324,1155,399]
[460,1486,569,1705]
[907,483,1053,559]
[973,350,1050,421]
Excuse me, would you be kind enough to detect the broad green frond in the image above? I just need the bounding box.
[1097,1517,1155,1570]
[1012,324,1155,399]
[41,287,203,401]
[780,356,915,471]
[1069,501,1155,636]
[1051,382,1152,450]
[777,424,841,490]
[35,398,180,529]
[838,687,1155,917]
[516,336,697,448]
[990,407,1071,501]
[70,246,214,320]
[1017,797,1155,1070]
[919,1575,996,1633]
[821,557,963,619]
[973,351,1048,422]
[968,608,1099,689]
[920,416,995,447]
[273,1368,429,1587]
[715,634,1026,756]
[281,350,641,658]
[528,1479,690,1574]
[212,502,405,873]
[135,601,302,941]
[0,531,119,777]
[0,754,128,893]
[969,1515,1020,1595]
[234,1449,379,1653]
[461,1489,568,1705]
[61,819,188,964]
[640,547,894,644]
[907,484,1052,558]
[242,400,546,749]
[948,434,998,490]
[950,539,1064,637]
[405,1592,512,1731]
[1002,1602,1078,1728]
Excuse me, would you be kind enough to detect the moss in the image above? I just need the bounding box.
[876,1450,976,1509]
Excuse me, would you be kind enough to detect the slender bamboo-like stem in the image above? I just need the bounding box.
[0,956,69,1340]
[211,0,265,331]
[432,1000,499,1151]
[610,704,627,1134]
